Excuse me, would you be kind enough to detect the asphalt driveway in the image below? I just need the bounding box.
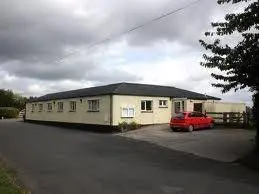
[118,125,256,162]
[0,120,259,194]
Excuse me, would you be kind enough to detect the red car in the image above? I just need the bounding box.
[170,111,214,132]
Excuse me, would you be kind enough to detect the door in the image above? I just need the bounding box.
[193,103,203,112]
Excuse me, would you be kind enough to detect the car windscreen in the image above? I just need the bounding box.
[175,113,186,119]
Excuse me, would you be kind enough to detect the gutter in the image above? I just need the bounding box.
[110,94,113,127]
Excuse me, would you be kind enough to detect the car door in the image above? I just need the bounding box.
[194,112,202,129]
[202,114,211,128]
[188,112,195,127]
[189,112,199,129]
[198,113,209,128]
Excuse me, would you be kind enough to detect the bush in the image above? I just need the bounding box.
[128,121,141,130]
[118,121,141,132]
[118,121,128,131]
[0,107,19,119]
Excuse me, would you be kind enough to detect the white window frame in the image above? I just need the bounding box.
[47,103,52,111]
[88,99,100,112]
[174,101,181,113]
[141,100,153,112]
[70,101,76,112]
[31,104,35,112]
[159,100,168,108]
[121,107,135,118]
[38,104,43,112]
[57,102,63,112]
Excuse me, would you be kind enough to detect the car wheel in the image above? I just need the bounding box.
[209,122,214,129]
[170,127,177,132]
[188,125,194,132]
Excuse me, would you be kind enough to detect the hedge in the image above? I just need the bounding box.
[0,107,19,119]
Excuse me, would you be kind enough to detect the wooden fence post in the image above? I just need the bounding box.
[229,112,234,124]
[243,111,247,127]
[223,113,227,124]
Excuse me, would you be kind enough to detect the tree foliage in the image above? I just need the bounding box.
[0,89,27,110]
[200,0,258,93]
[200,0,259,152]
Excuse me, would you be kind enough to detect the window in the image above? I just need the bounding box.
[188,112,196,117]
[188,112,203,117]
[88,100,99,112]
[121,107,135,118]
[159,100,168,108]
[70,101,76,112]
[182,101,185,111]
[57,102,63,112]
[141,100,153,112]
[47,103,52,111]
[174,102,181,113]
[38,104,43,112]
[175,112,186,119]
[195,112,204,117]
[31,104,35,112]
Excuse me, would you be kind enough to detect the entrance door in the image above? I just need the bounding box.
[193,103,203,113]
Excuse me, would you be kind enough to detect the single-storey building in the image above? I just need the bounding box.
[25,82,245,128]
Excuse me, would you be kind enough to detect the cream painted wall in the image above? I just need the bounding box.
[26,95,111,125]
[26,93,246,127]
[204,102,246,113]
[112,95,172,125]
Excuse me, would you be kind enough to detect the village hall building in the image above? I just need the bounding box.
[25,82,245,127]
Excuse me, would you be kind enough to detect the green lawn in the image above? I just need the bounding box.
[0,159,28,194]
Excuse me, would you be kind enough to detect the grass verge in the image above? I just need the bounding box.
[0,158,29,194]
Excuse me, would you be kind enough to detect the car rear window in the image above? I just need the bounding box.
[175,113,186,118]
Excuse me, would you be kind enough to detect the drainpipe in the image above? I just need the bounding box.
[110,94,113,127]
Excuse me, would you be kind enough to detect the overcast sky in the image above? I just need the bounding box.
[0,0,253,105]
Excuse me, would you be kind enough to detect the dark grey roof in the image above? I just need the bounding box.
[31,82,220,102]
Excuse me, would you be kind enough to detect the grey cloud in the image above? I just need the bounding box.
[0,0,99,62]
[0,0,226,92]
[0,0,218,62]
[2,59,96,80]
[85,69,141,83]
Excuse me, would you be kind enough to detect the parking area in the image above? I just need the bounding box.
[117,125,256,162]
[1,120,259,193]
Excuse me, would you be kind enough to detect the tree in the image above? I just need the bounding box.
[199,0,259,152]
[0,89,28,110]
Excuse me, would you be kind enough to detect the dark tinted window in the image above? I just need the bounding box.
[146,101,152,111]
[188,112,195,117]
[195,112,203,117]
[141,101,145,110]
[175,113,186,118]
[189,112,201,117]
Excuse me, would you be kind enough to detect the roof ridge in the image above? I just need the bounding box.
[31,82,220,102]
[112,82,126,93]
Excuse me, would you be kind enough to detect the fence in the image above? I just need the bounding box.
[206,111,252,127]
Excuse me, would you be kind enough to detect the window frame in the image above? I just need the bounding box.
[159,100,168,108]
[88,99,100,112]
[141,100,153,112]
[47,103,52,112]
[121,107,135,118]
[174,101,181,113]
[38,104,43,112]
[31,104,35,113]
[57,102,64,112]
[69,101,77,112]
